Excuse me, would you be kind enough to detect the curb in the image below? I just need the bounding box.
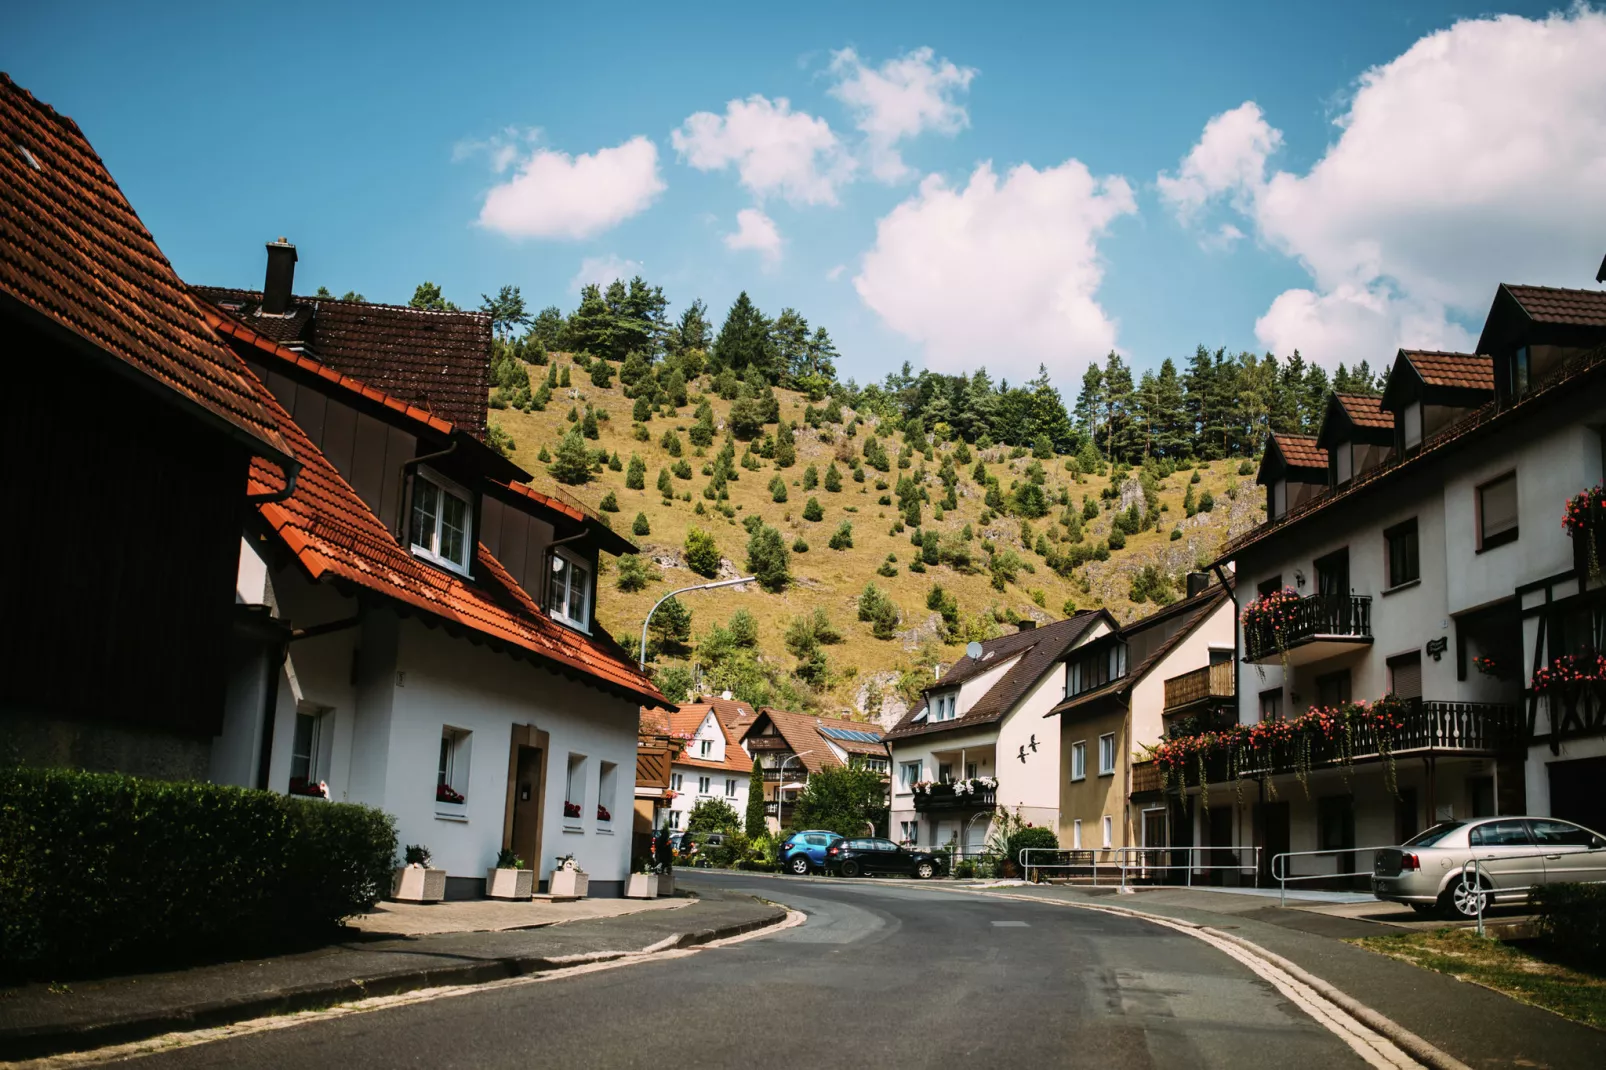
[979,891,1469,1070]
[0,904,788,1062]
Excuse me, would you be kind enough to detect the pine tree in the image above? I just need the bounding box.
[657,468,673,497]
[803,497,824,521]
[710,292,775,379]
[549,428,592,485]
[745,758,766,838]
[774,421,796,468]
[626,454,646,490]
[565,284,614,357]
[824,463,842,492]
[582,408,600,439]
[632,512,651,536]
[746,524,790,591]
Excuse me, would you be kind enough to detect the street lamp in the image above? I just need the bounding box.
[772,752,803,834]
[638,576,756,671]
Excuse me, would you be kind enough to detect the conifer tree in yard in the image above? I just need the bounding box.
[632,512,651,536]
[566,284,614,359]
[657,468,673,497]
[685,527,721,578]
[802,464,818,491]
[559,364,571,388]
[745,757,767,839]
[746,524,790,592]
[600,491,619,512]
[710,291,775,379]
[824,463,842,492]
[590,360,614,389]
[769,475,788,503]
[632,395,652,422]
[582,408,599,439]
[550,427,592,485]
[626,454,646,490]
[803,497,824,522]
[774,422,796,468]
[649,597,692,656]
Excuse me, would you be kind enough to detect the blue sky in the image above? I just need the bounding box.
[9,1,1604,392]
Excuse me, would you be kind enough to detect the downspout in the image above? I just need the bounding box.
[247,457,302,506]
[394,439,461,539]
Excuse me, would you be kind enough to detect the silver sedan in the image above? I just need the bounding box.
[1371,816,1606,918]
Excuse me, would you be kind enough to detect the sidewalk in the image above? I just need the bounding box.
[990,882,1606,1067]
[0,889,785,1062]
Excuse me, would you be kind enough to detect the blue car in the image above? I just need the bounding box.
[781,830,844,875]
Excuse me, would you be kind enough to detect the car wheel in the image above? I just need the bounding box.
[1444,875,1491,918]
[789,855,811,876]
[840,860,861,878]
[915,861,935,880]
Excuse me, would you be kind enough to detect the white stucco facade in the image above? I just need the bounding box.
[664,710,750,831]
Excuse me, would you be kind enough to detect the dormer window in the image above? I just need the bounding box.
[926,691,958,722]
[410,470,473,574]
[1067,642,1127,698]
[548,547,592,632]
[1334,443,1353,485]
[1402,403,1422,451]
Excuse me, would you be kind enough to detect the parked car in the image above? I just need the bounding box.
[827,838,947,879]
[1372,816,1606,917]
[781,830,844,875]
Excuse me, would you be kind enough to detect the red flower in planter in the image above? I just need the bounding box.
[597,804,612,822]
[436,783,465,804]
[563,801,583,819]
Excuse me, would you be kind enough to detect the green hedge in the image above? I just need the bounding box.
[0,766,396,978]
[1533,882,1606,968]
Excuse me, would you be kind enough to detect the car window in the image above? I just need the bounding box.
[871,839,899,851]
[1404,822,1464,847]
[847,839,874,850]
[804,834,827,846]
[1528,820,1600,848]
[1468,820,1534,847]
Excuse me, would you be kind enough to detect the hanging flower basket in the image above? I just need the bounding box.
[1564,483,1606,580]
[1531,653,1606,693]
[1241,586,1301,665]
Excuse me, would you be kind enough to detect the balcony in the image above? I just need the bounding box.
[1131,761,1162,796]
[746,736,790,752]
[1163,662,1235,712]
[1245,593,1372,666]
[912,781,997,813]
[762,801,796,821]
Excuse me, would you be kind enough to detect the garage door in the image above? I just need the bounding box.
[1548,756,1606,835]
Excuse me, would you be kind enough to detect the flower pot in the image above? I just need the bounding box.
[550,866,589,898]
[486,867,535,900]
[625,873,659,899]
[656,871,675,896]
[392,865,447,902]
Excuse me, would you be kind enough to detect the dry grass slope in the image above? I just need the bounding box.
[489,362,1262,720]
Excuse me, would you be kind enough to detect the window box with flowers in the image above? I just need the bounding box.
[435,781,467,821]
[1532,652,1606,734]
[1564,482,1606,581]
[1241,586,1302,665]
[288,777,329,799]
[562,800,584,831]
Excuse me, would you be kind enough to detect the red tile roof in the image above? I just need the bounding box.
[0,74,289,461]
[241,364,667,709]
[1270,433,1327,470]
[1333,393,1393,430]
[664,706,750,772]
[195,285,493,438]
[740,708,886,773]
[1504,285,1606,328]
[1400,351,1494,392]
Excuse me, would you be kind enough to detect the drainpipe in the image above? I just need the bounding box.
[247,457,301,506]
[394,439,460,539]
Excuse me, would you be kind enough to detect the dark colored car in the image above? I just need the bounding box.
[781,830,844,875]
[827,838,946,879]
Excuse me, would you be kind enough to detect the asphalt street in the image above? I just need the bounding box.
[125,872,1373,1069]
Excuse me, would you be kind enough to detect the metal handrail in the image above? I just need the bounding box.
[1017,845,1261,890]
[1271,845,1400,906]
[1454,846,1606,936]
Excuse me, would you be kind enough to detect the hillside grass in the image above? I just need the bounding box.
[490,362,1260,717]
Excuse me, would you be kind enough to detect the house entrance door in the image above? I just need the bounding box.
[510,744,544,875]
[1141,809,1167,883]
[1256,801,1290,887]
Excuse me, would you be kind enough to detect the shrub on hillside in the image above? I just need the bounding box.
[684,527,721,577]
[0,766,395,979]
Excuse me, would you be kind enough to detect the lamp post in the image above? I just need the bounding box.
[638,576,756,671]
[772,752,803,835]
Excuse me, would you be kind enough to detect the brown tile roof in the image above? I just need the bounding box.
[1504,285,1606,328]
[1334,393,1393,430]
[241,362,667,709]
[739,708,886,773]
[0,74,289,462]
[886,612,1112,741]
[1218,339,1606,564]
[194,285,493,438]
[1269,433,1327,471]
[665,706,750,772]
[1399,351,1494,392]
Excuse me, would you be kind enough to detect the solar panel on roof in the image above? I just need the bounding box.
[821,727,882,743]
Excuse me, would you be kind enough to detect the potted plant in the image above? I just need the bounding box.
[550,853,590,898]
[486,848,534,900]
[1564,482,1606,580]
[625,859,659,899]
[393,844,447,903]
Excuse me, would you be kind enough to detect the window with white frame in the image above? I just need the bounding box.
[725,778,737,796]
[564,753,586,824]
[670,772,682,792]
[1102,815,1113,849]
[290,710,325,795]
[410,471,472,574]
[437,727,470,805]
[698,775,711,795]
[547,548,593,632]
[700,739,714,758]
[1073,819,1083,849]
[926,692,957,721]
[1071,740,1086,781]
[900,819,920,845]
[899,761,922,790]
[668,809,682,829]
[597,761,617,824]
[1098,733,1116,776]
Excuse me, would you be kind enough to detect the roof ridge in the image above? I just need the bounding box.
[199,284,493,322]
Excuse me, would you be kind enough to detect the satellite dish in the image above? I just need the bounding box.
[965,641,984,660]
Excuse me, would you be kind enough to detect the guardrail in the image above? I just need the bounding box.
[1271,845,1395,906]
[1017,845,1261,889]
[1457,848,1606,936]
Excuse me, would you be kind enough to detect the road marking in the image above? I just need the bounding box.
[2,910,807,1070]
[990,920,1030,927]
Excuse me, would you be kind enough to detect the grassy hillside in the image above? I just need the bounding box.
[489,360,1262,724]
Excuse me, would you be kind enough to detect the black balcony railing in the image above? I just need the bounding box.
[912,783,997,813]
[1245,593,1372,662]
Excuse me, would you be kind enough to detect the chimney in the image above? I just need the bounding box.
[262,238,297,315]
[1017,620,1037,631]
[1186,571,1211,598]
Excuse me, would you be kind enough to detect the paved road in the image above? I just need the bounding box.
[130,872,1371,1069]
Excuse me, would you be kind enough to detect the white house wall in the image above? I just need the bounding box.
[1130,601,1234,751]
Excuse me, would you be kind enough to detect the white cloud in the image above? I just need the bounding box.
[829,46,977,182]
[453,126,539,173]
[826,263,846,281]
[723,209,783,267]
[478,136,665,240]
[671,96,853,206]
[1156,102,1280,222]
[1163,8,1606,365]
[854,158,1136,381]
[570,254,643,292]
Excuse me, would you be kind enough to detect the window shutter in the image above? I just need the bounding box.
[1388,654,1422,700]
[1481,476,1518,538]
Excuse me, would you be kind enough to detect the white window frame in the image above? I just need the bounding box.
[291,709,324,786]
[899,761,922,791]
[1073,819,1083,850]
[1098,733,1116,776]
[1071,740,1087,781]
[670,772,683,792]
[698,775,711,795]
[564,752,587,828]
[437,726,471,810]
[700,739,714,758]
[668,809,682,829]
[410,468,474,575]
[548,546,594,633]
[726,778,737,797]
[1102,815,1113,849]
